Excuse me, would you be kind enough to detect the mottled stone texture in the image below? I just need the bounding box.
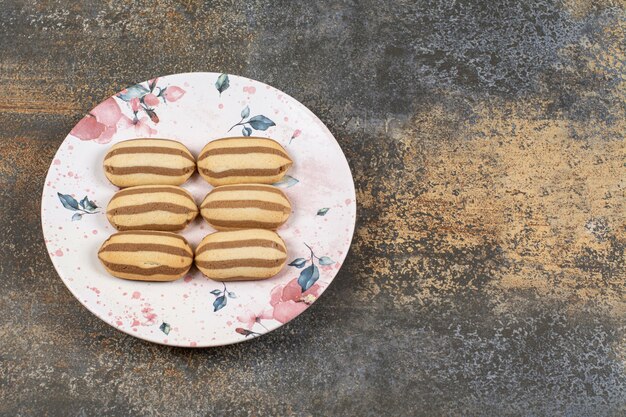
[0,0,624,416]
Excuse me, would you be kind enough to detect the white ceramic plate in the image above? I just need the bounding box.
[41,72,356,347]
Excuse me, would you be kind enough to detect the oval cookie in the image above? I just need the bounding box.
[107,185,198,231]
[200,184,291,230]
[98,231,193,281]
[195,229,287,281]
[197,137,292,186]
[104,139,195,187]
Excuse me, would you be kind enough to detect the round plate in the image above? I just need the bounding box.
[41,72,356,347]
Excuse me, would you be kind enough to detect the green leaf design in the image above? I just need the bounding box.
[247,115,275,131]
[210,289,222,296]
[317,208,330,216]
[57,193,79,211]
[227,291,237,299]
[118,84,149,101]
[213,295,227,312]
[241,105,250,118]
[242,126,252,136]
[71,213,82,221]
[319,256,334,265]
[288,258,307,268]
[215,73,230,95]
[273,175,299,188]
[159,322,171,335]
[80,196,97,211]
[297,264,320,292]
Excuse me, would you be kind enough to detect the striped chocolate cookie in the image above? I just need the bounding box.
[196,137,292,186]
[107,185,198,231]
[195,229,287,281]
[104,139,195,187]
[98,231,193,281]
[200,184,291,230]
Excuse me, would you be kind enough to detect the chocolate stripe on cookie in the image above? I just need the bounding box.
[196,238,286,254]
[108,202,193,215]
[195,258,284,269]
[198,146,290,161]
[100,260,190,276]
[209,184,286,195]
[111,223,189,232]
[112,186,192,199]
[201,200,289,211]
[199,167,287,179]
[114,230,189,239]
[205,219,285,229]
[100,243,192,257]
[105,146,194,162]
[105,165,195,176]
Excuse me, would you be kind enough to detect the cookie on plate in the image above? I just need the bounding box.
[196,137,292,186]
[104,138,195,187]
[107,185,198,231]
[98,231,193,281]
[200,184,291,230]
[195,229,287,281]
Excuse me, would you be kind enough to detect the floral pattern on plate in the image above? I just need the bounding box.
[41,72,356,347]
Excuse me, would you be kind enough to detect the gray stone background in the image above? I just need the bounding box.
[0,1,624,416]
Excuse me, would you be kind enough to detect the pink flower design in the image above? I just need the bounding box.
[143,93,160,107]
[237,307,273,330]
[269,278,322,323]
[289,129,302,144]
[119,115,157,136]
[70,97,122,144]
[130,97,141,113]
[162,86,185,102]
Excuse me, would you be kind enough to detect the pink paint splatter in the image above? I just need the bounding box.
[67,171,74,177]
[54,249,63,257]
[68,145,74,150]
[184,275,193,283]
[284,116,289,122]
[218,103,224,109]
[345,198,352,205]
[141,306,157,325]
[92,230,98,235]
[243,86,256,94]
[116,320,123,326]
[53,159,61,165]
[131,291,141,299]
[89,287,101,295]
[190,342,197,347]
[131,319,140,327]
